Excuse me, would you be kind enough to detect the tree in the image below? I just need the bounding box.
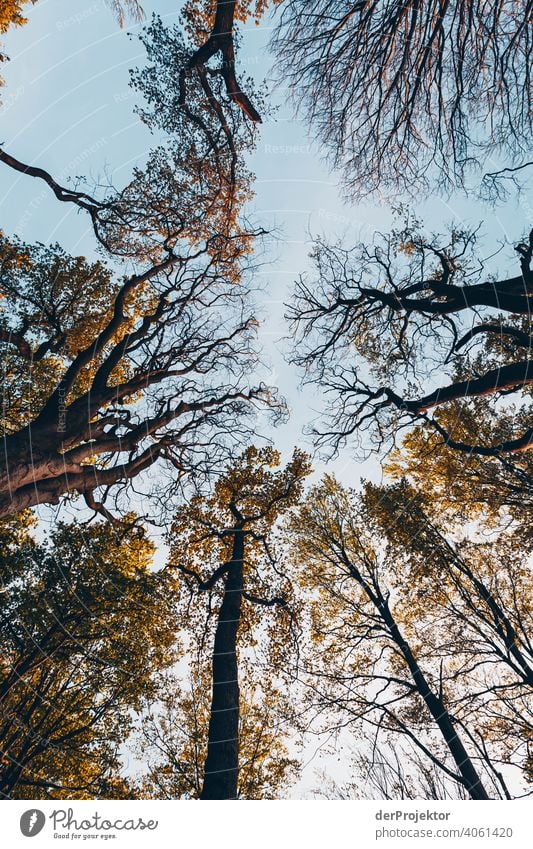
[364,480,533,687]
[289,476,533,799]
[0,514,179,799]
[0,0,34,65]
[0,230,270,519]
[167,445,311,799]
[105,2,144,27]
[1,13,258,260]
[271,0,533,198]
[0,0,33,34]
[0,18,277,520]
[363,479,533,793]
[288,222,533,458]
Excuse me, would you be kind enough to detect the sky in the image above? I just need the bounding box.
[1,0,532,797]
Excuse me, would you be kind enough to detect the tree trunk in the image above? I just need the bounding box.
[378,597,490,800]
[200,529,244,799]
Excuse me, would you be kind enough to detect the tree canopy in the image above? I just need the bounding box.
[0,515,179,799]
[167,445,311,799]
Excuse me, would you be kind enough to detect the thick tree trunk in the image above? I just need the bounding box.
[378,597,490,800]
[200,529,244,799]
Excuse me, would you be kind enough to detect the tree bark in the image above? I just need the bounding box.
[200,529,244,799]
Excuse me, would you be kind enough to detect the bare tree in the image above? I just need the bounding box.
[288,223,533,457]
[272,0,533,197]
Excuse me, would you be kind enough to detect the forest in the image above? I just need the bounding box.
[0,0,531,801]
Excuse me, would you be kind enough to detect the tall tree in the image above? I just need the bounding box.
[178,0,283,123]
[289,476,532,800]
[0,514,179,799]
[167,445,311,799]
[271,0,533,197]
[363,479,533,793]
[0,2,143,70]
[288,222,533,457]
[364,480,533,688]
[0,18,276,520]
[314,734,470,800]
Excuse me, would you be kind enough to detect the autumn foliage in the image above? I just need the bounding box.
[0,0,531,804]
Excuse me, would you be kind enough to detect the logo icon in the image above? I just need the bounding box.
[20,810,46,837]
